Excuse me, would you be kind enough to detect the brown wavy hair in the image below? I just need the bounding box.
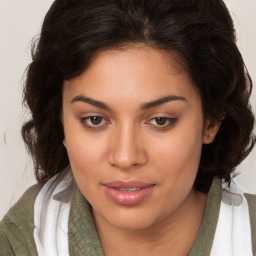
[22,0,255,192]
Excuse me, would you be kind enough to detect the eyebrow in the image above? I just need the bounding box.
[71,95,111,110]
[140,95,187,110]
[71,94,187,111]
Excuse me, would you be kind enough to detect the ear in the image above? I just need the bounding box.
[203,118,221,144]
[60,110,67,148]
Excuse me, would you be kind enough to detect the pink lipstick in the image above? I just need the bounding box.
[103,181,155,206]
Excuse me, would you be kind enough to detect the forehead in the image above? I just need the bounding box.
[63,46,199,106]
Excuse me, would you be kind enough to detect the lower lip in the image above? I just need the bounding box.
[104,185,155,206]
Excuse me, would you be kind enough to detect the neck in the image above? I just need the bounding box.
[94,189,207,256]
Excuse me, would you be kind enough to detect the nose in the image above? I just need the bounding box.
[108,124,147,170]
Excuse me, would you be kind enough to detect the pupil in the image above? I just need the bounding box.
[156,118,166,125]
[91,116,102,125]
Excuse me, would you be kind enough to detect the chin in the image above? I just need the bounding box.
[109,218,156,231]
[97,207,163,231]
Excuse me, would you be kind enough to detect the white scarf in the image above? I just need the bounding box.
[211,181,253,256]
[34,173,253,256]
[34,171,73,256]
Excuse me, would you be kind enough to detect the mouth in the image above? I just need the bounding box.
[115,187,143,192]
[103,181,155,206]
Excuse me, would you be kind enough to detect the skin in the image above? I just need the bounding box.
[62,45,220,256]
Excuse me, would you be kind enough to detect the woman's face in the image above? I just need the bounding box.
[62,46,215,231]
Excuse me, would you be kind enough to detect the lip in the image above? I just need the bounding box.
[103,181,155,206]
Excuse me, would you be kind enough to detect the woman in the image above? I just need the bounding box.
[0,0,255,255]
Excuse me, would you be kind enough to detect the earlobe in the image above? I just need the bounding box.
[203,119,221,144]
[63,139,66,148]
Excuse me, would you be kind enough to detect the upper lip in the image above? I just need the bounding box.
[103,180,155,189]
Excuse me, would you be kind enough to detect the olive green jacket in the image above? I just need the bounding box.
[0,179,255,255]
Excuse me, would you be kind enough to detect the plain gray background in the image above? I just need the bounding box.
[0,0,255,218]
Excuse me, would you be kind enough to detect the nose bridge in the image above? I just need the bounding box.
[108,121,146,169]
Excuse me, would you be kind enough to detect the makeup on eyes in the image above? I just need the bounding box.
[72,95,186,132]
[79,115,109,131]
[78,114,179,132]
[145,116,178,131]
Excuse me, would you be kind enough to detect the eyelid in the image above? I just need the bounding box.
[79,114,109,130]
[145,116,178,130]
[78,113,178,131]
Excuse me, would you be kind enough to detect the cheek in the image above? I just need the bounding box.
[64,134,105,199]
[153,130,202,155]
[63,112,105,165]
[63,120,107,184]
[149,121,203,180]
[65,134,106,171]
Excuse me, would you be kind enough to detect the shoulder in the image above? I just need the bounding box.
[0,184,41,255]
[245,193,256,255]
[1,184,41,226]
[245,193,256,209]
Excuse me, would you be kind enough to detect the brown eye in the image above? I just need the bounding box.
[90,116,103,125]
[155,117,168,126]
[79,115,108,130]
[146,117,178,131]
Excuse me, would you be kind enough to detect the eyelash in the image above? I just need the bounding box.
[146,117,178,130]
[79,116,108,130]
[79,116,178,131]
